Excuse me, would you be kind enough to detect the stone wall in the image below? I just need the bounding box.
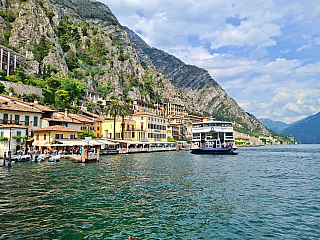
[0,81,43,97]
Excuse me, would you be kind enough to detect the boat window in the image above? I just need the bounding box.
[216,123,221,126]
[226,132,233,136]
[203,123,209,127]
[209,123,216,126]
[193,133,200,139]
[193,124,203,128]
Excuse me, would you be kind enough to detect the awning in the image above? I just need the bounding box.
[55,139,86,146]
[95,140,118,145]
[32,140,49,146]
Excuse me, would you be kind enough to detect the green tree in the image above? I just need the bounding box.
[0,82,5,94]
[46,77,61,91]
[66,49,79,71]
[16,71,26,83]
[167,137,177,142]
[119,103,132,140]
[33,35,49,64]
[86,102,94,112]
[105,100,121,140]
[5,75,18,82]
[0,70,6,79]
[55,90,70,111]
[96,100,104,113]
[59,74,86,99]
[42,88,55,104]
[78,130,96,138]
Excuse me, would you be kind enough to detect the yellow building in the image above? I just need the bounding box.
[31,126,82,152]
[167,123,186,141]
[102,118,144,141]
[132,112,167,142]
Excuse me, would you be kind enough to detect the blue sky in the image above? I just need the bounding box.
[102,0,320,123]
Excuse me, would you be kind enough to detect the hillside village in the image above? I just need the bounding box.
[0,44,294,156]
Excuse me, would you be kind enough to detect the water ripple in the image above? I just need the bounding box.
[0,145,320,239]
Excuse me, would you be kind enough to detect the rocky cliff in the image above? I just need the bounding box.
[1,0,271,136]
[125,27,270,135]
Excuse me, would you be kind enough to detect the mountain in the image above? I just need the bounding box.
[124,27,270,135]
[280,112,320,144]
[1,0,281,138]
[259,118,289,133]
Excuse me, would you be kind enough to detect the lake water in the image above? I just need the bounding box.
[1,145,320,239]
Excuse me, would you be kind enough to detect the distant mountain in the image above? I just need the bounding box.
[280,112,320,144]
[259,118,289,133]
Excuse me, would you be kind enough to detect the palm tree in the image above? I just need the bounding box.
[105,100,121,139]
[119,103,133,140]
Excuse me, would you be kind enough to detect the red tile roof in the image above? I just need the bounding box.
[0,100,42,113]
[31,126,82,132]
[0,124,29,129]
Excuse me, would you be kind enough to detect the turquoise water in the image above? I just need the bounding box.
[1,145,320,239]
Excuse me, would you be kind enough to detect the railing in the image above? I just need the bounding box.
[119,146,177,154]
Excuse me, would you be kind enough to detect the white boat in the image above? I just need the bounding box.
[32,154,47,162]
[191,120,238,154]
[49,151,61,162]
[13,150,31,162]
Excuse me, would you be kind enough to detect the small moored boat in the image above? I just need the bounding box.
[49,151,61,162]
[13,150,31,162]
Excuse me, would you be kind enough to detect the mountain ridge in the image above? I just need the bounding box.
[280,112,320,144]
[0,0,294,140]
[124,26,270,135]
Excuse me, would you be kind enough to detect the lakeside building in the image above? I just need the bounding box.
[234,131,265,146]
[0,124,28,155]
[31,125,82,152]
[127,99,164,116]
[164,103,185,117]
[167,123,186,141]
[42,111,81,130]
[0,98,42,135]
[102,118,144,140]
[132,111,167,142]
[78,110,104,137]
[0,45,26,76]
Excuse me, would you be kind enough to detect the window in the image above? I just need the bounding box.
[33,116,38,126]
[16,131,21,142]
[25,116,29,126]
[141,117,144,120]
[43,134,47,140]
[3,113,8,124]
[55,134,63,139]
[193,133,200,139]
[36,134,40,140]
[14,115,20,125]
[0,132,3,138]
[70,134,75,139]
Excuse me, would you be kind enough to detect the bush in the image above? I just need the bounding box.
[5,75,18,82]
[0,82,5,93]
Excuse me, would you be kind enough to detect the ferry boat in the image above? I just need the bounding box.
[191,120,238,154]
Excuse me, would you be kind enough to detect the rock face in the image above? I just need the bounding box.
[125,27,270,135]
[1,0,270,136]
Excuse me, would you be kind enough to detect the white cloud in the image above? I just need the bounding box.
[102,0,320,123]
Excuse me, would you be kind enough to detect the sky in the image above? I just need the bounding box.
[102,0,320,123]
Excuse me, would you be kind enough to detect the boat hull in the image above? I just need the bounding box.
[191,148,237,155]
